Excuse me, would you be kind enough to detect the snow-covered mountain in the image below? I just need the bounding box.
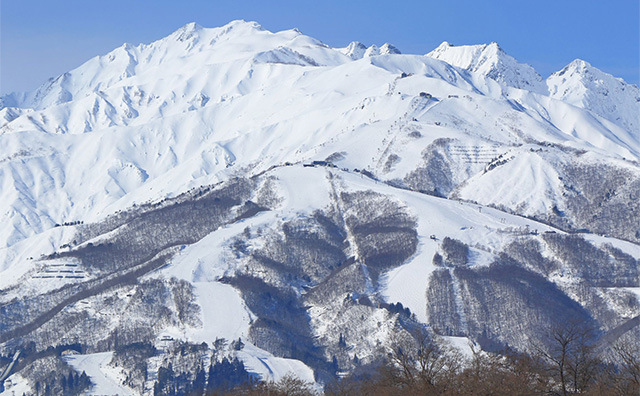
[547,59,640,134]
[0,20,638,395]
[426,41,547,94]
[426,42,640,142]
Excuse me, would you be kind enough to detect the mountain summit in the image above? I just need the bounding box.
[547,58,640,133]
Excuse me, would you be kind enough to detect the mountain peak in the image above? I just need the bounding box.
[570,58,590,68]
[215,19,266,38]
[552,59,594,77]
[380,43,401,55]
[427,41,546,94]
[1,20,309,110]
[169,22,203,42]
[222,19,264,31]
[364,43,400,57]
[177,21,202,32]
[341,41,367,60]
[337,41,400,60]
[435,41,452,50]
[548,59,640,133]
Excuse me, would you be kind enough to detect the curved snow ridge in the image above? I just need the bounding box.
[368,54,477,92]
[457,149,565,216]
[0,107,30,128]
[253,47,322,67]
[238,343,316,385]
[504,88,640,159]
[536,94,639,159]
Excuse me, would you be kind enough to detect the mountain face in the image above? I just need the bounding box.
[547,59,640,134]
[0,20,638,395]
[426,41,547,94]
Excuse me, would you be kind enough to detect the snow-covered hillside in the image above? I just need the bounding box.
[0,20,638,395]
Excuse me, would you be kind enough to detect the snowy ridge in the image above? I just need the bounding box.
[426,41,547,94]
[0,20,346,112]
[337,41,401,60]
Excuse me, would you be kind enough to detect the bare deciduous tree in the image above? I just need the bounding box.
[534,322,600,395]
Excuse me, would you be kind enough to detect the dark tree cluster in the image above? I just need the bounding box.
[425,268,464,337]
[542,233,639,287]
[404,138,456,198]
[55,178,257,274]
[8,354,91,396]
[551,161,640,242]
[341,190,418,279]
[29,370,91,396]
[218,188,421,382]
[153,357,253,396]
[111,342,158,394]
[440,237,469,267]
[331,326,639,396]
[223,274,325,372]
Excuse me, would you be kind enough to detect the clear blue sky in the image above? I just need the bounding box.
[1,0,638,95]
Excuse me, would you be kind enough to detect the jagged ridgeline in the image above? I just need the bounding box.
[0,19,638,395]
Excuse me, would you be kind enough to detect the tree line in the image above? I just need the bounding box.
[199,323,638,396]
